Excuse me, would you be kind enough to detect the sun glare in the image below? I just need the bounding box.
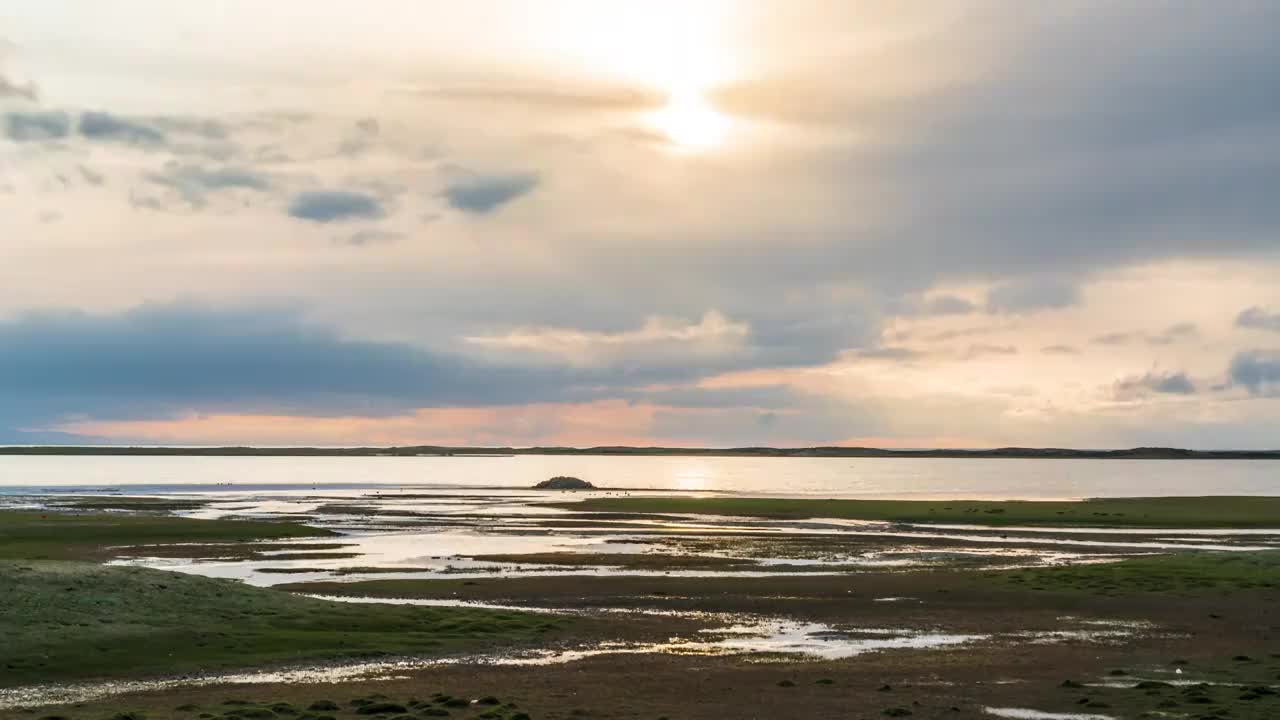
[651,86,730,150]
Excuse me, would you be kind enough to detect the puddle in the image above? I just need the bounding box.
[305,594,986,657]
[1092,675,1280,689]
[0,662,425,709]
[109,554,851,586]
[984,709,1116,720]
[1016,618,1159,645]
[0,614,985,709]
[73,486,1280,589]
[693,622,984,660]
[303,594,569,615]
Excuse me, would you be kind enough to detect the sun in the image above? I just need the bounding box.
[650,85,729,151]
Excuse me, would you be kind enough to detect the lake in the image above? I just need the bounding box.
[0,454,1276,498]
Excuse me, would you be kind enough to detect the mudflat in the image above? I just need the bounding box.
[3,498,1280,719]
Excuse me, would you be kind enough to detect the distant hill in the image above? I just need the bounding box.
[1,445,1278,459]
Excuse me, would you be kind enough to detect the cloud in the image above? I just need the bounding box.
[0,41,37,100]
[149,116,229,140]
[421,82,661,112]
[345,229,404,246]
[854,347,922,361]
[0,304,814,441]
[985,279,1079,314]
[647,390,876,447]
[6,5,1280,449]
[1147,322,1198,345]
[0,75,37,100]
[1228,350,1280,395]
[729,4,1280,293]
[147,164,271,206]
[79,165,105,186]
[442,173,538,214]
[962,344,1018,360]
[1094,323,1198,347]
[919,294,977,316]
[4,110,229,149]
[78,111,166,145]
[1093,332,1137,347]
[1236,307,1280,333]
[1113,370,1197,400]
[465,310,750,369]
[0,304,599,436]
[288,190,385,223]
[1041,345,1079,355]
[628,385,797,410]
[4,111,71,141]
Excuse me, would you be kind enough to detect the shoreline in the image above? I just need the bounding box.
[3,444,1280,459]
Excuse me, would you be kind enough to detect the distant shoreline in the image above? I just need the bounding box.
[1,445,1278,459]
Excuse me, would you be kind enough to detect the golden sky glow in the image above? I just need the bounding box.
[650,87,731,150]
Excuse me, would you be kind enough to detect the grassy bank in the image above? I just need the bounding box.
[0,562,564,687]
[0,511,571,687]
[0,510,335,560]
[552,496,1280,528]
[994,550,1280,594]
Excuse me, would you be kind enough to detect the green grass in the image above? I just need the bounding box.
[0,511,570,687]
[993,550,1280,594]
[59,497,213,512]
[0,510,335,561]
[552,496,1280,528]
[0,561,566,687]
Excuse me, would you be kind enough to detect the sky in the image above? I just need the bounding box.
[2,1,1280,449]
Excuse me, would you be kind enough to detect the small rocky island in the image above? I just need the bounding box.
[534,476,594,490]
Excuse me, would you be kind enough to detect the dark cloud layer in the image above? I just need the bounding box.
[288,190,385,222]
[0,304,806,440]
[707,4,1280,299]
[0,305,579,435]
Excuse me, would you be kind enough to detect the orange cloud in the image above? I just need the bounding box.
[51,400,674,447]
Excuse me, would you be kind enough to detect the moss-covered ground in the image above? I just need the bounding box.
[553,495,1280,527]
[0,512,570,687]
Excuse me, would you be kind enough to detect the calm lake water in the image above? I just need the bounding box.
[0,455,1276,499]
